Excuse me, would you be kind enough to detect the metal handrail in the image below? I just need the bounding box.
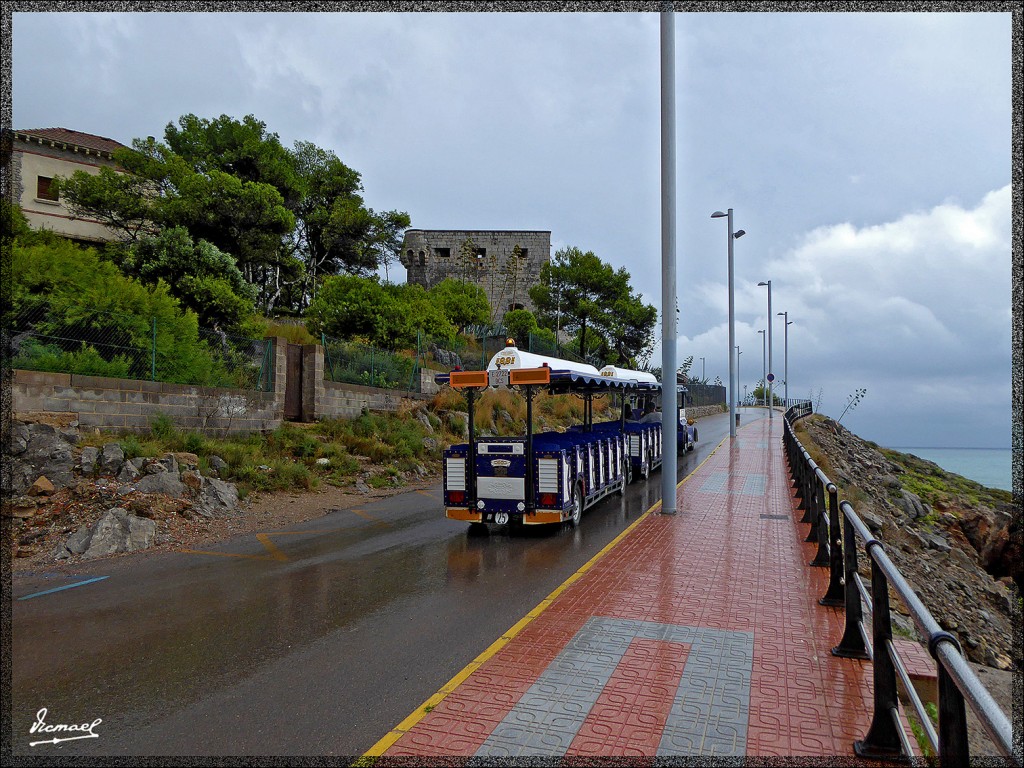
[782,405,1017,764]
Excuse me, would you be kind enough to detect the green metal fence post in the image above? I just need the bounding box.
[151,317,157,381]
[410,331,421,392]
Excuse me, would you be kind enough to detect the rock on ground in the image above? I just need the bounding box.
[57,508,157,560]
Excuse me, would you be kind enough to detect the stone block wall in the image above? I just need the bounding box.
[399,229,551,324]
[11,369,282,434]
[12,339,432,435]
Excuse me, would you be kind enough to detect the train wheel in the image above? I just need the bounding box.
[568,486,583,527]
[618,458,630,494]
[641,452,650,480]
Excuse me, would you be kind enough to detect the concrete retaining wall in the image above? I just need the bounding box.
[12,339,434,435]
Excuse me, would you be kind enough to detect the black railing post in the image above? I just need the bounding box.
[932,635,971,766]
[820,483,845,606]
[799,454,814,523]
[810,479,830,563]
[854,542,904,759]
[833,506,869,659]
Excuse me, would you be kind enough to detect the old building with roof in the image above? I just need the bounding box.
[7,127,128,244]
[399,229,551,325]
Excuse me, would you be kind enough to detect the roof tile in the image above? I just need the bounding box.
[14,127,127,155]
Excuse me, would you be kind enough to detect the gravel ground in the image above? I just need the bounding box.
[8,476,440,574]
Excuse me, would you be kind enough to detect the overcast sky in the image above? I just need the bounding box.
[9,7,1015,448]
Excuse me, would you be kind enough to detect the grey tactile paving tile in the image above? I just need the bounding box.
[474,617,754,757]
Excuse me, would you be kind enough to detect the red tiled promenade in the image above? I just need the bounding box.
[368,414,882,760]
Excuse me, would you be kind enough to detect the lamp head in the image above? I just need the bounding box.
[711,211,727,218]
[758,281,768,287]
[733,229,746,239]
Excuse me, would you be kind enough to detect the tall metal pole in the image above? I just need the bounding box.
[736,346,741,406]
[766,281,773,420]
[727,211,736,436]
[712,209,742,435]
[659,7,678,514]
[779,311,791,406]
[759,329,766,406]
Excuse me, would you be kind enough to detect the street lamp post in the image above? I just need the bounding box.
[700,356,705,382]
[736,346,741,406]
[758,329,766,406]
[659,8,678,514]
[778,311,792,407]
[758,280,773,420]
[712,210,745,437]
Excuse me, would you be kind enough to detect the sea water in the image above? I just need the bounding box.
[891,447,1013,492]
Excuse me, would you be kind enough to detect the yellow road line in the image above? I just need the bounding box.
[178,549,280,562]
[359,434,728,760]
[179,528,342,562]
[349,508,390,527]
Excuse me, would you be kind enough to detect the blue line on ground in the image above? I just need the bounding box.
[17,576,109,600]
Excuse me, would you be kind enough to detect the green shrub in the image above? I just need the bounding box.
[182,431,207,454]
[150,414,177,441]
[119,434,144,460]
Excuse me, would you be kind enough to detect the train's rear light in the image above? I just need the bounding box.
[538,493,557,507]
[448,491,465,504]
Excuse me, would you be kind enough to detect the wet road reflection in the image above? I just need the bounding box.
[10,410,759,756]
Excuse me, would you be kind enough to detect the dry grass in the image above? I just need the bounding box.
[262,319,317,345]
[431,388,468,412]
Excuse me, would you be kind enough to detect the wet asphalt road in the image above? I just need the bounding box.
[10,408,768,757]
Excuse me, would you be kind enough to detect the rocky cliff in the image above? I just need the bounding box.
[794,414,1018,670]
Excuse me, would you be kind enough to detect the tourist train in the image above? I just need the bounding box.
[435,340,698,529]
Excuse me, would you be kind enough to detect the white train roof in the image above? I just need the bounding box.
[598,365,659,385]
[487,345,601,377]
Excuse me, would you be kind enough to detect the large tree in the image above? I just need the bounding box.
[56,114,411,317]
[529,246,656,365]
[56,134,295,282]
[305,275,455,350]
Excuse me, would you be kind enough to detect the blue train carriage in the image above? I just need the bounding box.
[435,342,663,529]
[601,366,698,455]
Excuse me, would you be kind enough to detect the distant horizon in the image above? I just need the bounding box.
[887,445,1012,452]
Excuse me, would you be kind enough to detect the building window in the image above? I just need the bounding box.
[435,247,451,258]
[37,176,59,201]
[418,250,425,266]
[509,303,525,311]
[518,248,528,259]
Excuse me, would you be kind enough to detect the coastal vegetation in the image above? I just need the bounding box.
[73,389,613,499]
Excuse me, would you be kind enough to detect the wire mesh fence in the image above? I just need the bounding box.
[419,328,601,374]
[321,334,419,391]
[6,305,273,391]
[683,383,727,408]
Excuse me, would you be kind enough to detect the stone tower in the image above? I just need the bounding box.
[400,229,551,326]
